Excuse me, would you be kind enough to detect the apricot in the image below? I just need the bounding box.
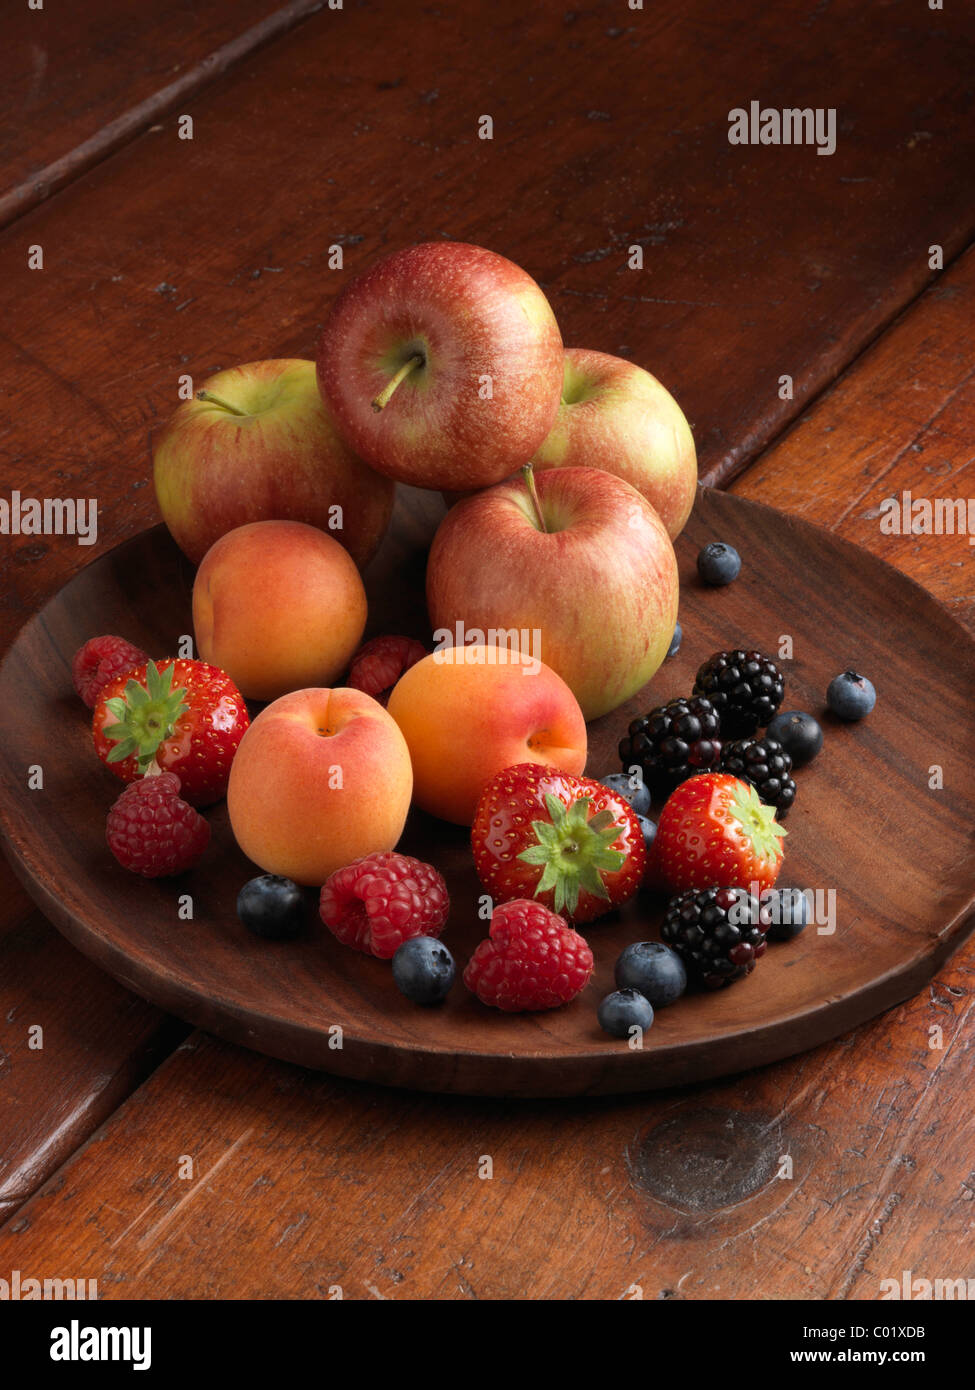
[386,643,587,825]
[192,520,367,703]
[227,687,412,885]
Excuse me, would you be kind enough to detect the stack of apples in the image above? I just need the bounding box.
[152,242,695,883]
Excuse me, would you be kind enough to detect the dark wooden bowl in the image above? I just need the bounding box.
[1,487,973,1097]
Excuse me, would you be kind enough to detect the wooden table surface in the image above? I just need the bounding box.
[1,0,973,1300]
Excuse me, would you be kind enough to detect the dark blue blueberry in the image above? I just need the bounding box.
[597,988,655,1038]
[237,875,305,940]
[667,621,682,658]
[766,709,824,766]
[827,670,876,721]
[635,813,657,855]
[697,542,741,586]
[391,936,455,1005]
[614,940,687,1006]
[599,771,651,817]
[762,887,811,941]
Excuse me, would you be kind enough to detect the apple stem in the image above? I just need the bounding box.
[521,463,548,534]
[196,389,248,417]
[371,354,424,413]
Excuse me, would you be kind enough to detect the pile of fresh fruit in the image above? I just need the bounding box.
[70,239,878,1038]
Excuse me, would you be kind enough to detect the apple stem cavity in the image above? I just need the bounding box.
[371,354,424,413]
[521,463,548,534]
[196,389,248,418]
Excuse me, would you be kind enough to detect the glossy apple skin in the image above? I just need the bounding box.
[386,644,587,825]
[193,520,367,703]
[531,348,697,540]
[153,358,394,567]
[426,467,679,721]
[227,687,413,885]
[316,243,564,491]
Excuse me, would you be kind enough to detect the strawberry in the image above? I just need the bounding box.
[652,772,786,896]
[471,762,646,925]
[92,658,249,806]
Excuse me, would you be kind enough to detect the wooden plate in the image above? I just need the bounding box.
[1,487,974,1097]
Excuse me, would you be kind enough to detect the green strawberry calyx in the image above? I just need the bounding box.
[101,660,188,770]
[517,793,626,915]
[729,779,788,859]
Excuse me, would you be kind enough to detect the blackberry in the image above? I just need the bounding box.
[618,695,722,794]
[693,649,784,737]
[661,886,771,989]
[720,736,796,816]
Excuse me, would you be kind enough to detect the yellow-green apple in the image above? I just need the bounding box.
[227,686,413,885]
[386,643,587,825]
[153,358,394,567]
[531,348,697,539]
[193,520,367,703]
[316,242,564,492]
[426,466,679,721]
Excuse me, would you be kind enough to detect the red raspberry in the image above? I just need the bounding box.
[106,771,210,877]
[319,851,449,958]
[463,899,594,1012]
[72,635,148,708]
[347,635,427,706]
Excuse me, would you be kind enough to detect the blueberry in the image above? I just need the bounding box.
[597,988,655,1038]
[599,770,651,817]
[391,936,455,1005]
[761,887,810,941]
[766,709,824,766]
[667,621,682,658]
[635,813,657,855]
[614,940,687,1006]
[697,542,741,586]
[827,670,876,721]
[237,875,305,940]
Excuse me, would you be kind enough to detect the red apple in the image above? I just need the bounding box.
[426,466,679,721]
[316,242,563,492]
[153,358,394,567]
[531,348,697,539]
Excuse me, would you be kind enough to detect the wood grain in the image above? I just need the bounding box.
[2,0,974,645]
[733,245,975,628]
[0,0,973,1277]
[0,854,186,1222]
[0,0,324,227]
[1,968,971,1300]
[2,488,974,1097]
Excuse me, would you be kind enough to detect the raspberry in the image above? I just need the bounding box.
[106,771,210,877]
[463,899,594,1012]
[319,851,449,959]
[72,635,148,708]
[347,635,427,706]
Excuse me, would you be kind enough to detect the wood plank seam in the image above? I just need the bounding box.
[0,0,326,232]
[703,234,975,491]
